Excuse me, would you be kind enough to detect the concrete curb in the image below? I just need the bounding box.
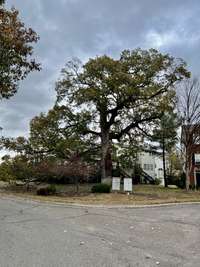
[50,201,200,209]
[1,193,200,209]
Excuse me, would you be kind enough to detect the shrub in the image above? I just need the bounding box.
[0,155,35,182]
[34,160,97,184]
[37,184,56,196]
[154,178,161,185]
[91,183,111,193]
[175,173,186,189]
[189,184,195,190]
[0,160,15,182]
[37,187,48,196]
[48,184,56,194]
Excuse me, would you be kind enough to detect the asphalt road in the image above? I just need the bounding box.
[0,197,200,267]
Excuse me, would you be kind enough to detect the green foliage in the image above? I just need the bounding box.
[176,173,186,189]
[114,143,139,170]
[36,185,56,196]
[1,48,190,182]
[0,162,14,181]
[167,172,186,189]
[0,152,98,185]
[56,51,189,141]
[91,183,111,193]
[10,157,34,181]
[167,150,183,177]
[154,178,161,185]
[112,167,121,177]
[0,4,40,99]
[55,49,189,179]
[152,112,180,152]
[0,155,34,182]
[151,111,180,187]
[29,107,97,161]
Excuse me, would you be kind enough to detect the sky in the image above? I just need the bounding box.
[1,0,200,139]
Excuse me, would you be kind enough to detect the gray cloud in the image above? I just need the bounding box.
[1,0,200,139]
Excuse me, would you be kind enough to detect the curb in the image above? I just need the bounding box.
[61,201,200,209]
[1,194,200,209]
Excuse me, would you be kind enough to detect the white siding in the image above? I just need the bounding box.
[138,152,164,186]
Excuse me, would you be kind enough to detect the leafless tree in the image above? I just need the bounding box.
[178,78,200,190]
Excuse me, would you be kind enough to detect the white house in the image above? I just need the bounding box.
[138,151,165,186]
[114,143,165,186]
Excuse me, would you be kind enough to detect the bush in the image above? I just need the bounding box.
[37,184,56,196]
[0,155,35,182]
[91,183,111,193]
[34,160,97,184]
[175,173,186,189]
[154,178,161,185]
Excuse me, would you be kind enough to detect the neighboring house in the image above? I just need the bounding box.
[138,151,165,186]
[181,125,200,186]
[190,149,200,186]
[114,144,165,185]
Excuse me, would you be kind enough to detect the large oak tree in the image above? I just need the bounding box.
[55,49,190,181]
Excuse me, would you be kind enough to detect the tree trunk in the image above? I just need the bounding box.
[101,130,111,184]
[194,167,197,191]
[162,138,168,187]
[185,150,190,191]
[75,176,79,194]
[105,143,112,177]
[186,165,190,191]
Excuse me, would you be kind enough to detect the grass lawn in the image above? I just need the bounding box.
[1,183,200,205]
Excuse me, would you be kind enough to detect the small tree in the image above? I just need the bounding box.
[152,112,179,187]
[0,154,34,183]
[178,78,200,190]
[167,149,183,178]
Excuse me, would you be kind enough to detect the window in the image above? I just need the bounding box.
[195,154,200,164]
[144,164,154,171]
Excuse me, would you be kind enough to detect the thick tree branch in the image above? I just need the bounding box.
[107,87,166,128]
[111,114,160,140]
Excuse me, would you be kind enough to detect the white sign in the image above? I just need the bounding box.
[124,178,133,192]
[112,177,121,191]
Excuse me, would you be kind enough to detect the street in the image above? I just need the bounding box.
[0,197,200,267]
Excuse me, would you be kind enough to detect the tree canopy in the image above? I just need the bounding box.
[0,2,40,99]
[55,49,190,180]
[29,106,97,161]
[151,111,179,186]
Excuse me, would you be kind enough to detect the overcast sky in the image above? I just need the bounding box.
[1,0,200,139]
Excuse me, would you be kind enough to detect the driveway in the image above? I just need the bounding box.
[0,196,200,267]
